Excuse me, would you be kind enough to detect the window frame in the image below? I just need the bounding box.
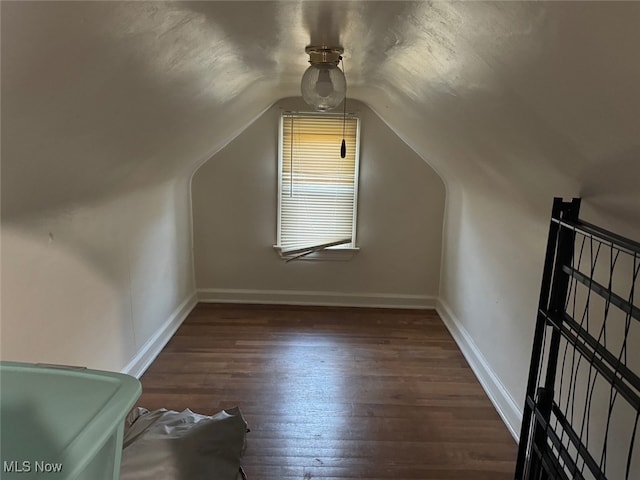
[274,111,361,261]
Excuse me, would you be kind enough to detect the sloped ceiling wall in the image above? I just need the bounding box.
[2,1,639,429]
[4,1,638,215]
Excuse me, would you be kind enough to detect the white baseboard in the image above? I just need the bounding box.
[436,299,522,441]
[122,292,198,379]
[198,288,436,309]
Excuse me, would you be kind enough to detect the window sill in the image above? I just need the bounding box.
[273,245,360,262]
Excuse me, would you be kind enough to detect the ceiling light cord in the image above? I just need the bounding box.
[341,56,347,159]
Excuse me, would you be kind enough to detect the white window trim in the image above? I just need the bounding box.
[272,244,360,262]
[275,111,361,262]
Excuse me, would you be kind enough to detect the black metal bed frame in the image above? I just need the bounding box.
[515,197,640,480]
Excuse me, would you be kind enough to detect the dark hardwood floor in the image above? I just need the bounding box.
[138,303,517,479]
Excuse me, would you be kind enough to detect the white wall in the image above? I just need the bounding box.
[359,2,640,439]
[0,1,277,374]
[191,98,445,308]
[1,179,195,375]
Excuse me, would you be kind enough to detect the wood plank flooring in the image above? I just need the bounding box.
[138,303,517,479]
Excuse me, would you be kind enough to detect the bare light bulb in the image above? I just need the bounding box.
[315,69,333,98]
[301,63,346,112]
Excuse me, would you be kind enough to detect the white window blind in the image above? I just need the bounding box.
[277,113,360,256]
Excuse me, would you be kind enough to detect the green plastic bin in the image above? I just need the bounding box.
[0,361,141,479]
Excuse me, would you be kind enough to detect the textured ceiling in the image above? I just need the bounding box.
[2,1,639,218]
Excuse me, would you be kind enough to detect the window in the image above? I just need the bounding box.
[275,112,360,261]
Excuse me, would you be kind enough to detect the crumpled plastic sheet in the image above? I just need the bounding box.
[120,407,248,480]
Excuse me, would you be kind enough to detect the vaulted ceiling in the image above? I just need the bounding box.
[3,1,639,222]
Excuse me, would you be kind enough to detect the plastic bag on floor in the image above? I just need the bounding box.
[120,407,247,480]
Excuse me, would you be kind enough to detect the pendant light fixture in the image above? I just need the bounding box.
[301,46,346,112]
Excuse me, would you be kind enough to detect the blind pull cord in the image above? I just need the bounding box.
[340,56,347,159]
